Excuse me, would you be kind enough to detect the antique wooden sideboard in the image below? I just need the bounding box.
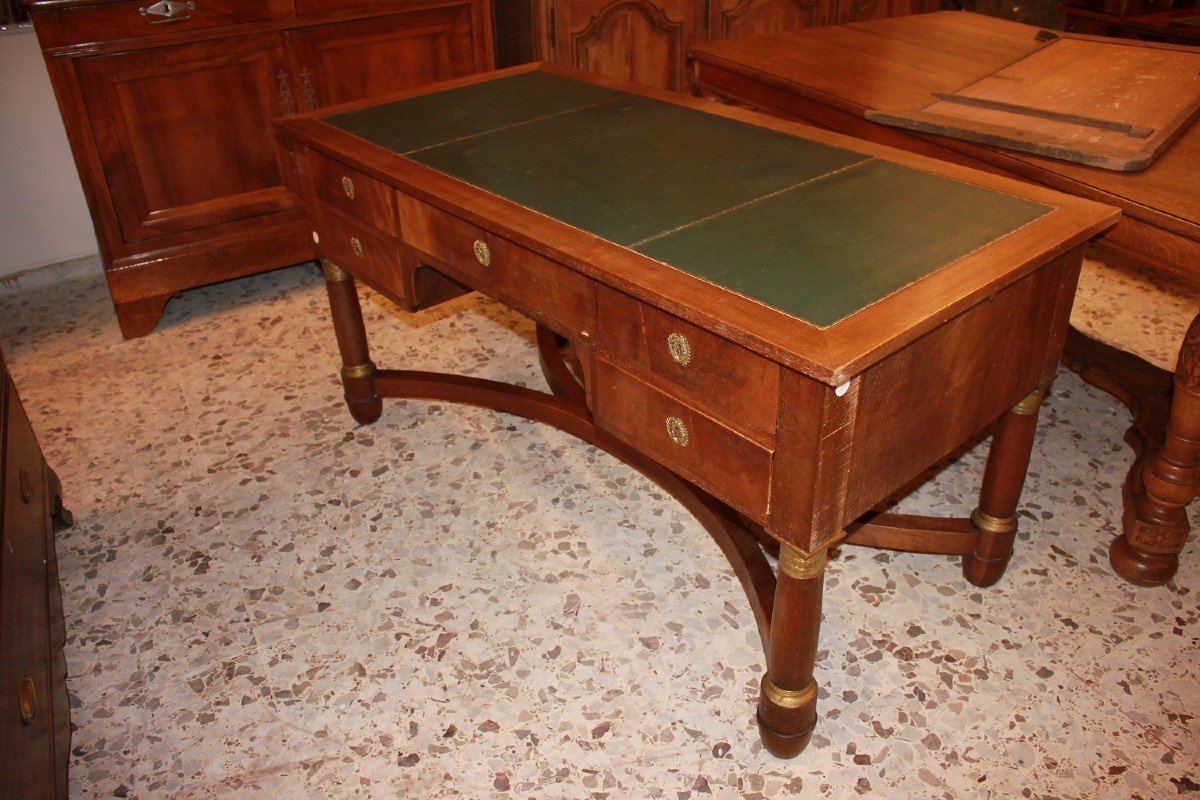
[492,0,939,92]
[1,349,72,800]
[24,0,494,338]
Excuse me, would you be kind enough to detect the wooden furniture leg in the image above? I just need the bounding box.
[1111,311,1200,586]
[758,543,825,759]
[114,293,173,339]
[963,382,1049,587]
[322,261,382,425]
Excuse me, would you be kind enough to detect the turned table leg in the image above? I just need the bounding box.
[1111,312,1200,586]
[964,381,1050,587]
[322,261,382,425]
[758,542,825,759]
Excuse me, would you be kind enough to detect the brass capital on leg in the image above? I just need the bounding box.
[777,542,827,581]
[1011,380,1052,416]
[322,260,352,282]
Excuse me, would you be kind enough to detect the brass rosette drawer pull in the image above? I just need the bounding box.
[342,176,356,199]
[473,239,491,267]
[666,332,692,366]
[350,237,364,259]
[665,415,690,447]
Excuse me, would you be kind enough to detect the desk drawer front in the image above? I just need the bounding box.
[38,0,293,48]
[2,381,55,784]
[592,357,771,520]
[313,201,404,296]
[595,285,779,440]
[307,153,398,237]
[398,195,591,335]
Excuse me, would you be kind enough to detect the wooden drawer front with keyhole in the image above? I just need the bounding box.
[591,357,773,521]
[35,0,294,49]
[307,153,399,237]
[397,194,591,336]
[313,201,405,297]
[594,285,779,441]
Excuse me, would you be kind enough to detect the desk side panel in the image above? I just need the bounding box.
[770,248,1082,550]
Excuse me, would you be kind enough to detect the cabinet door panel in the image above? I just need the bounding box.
[556,0,701,92]
[76,33,299,244]
[288,4,486,109]
[711,0,827,39]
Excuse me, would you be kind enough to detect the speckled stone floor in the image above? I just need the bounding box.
[1,250,1197,799]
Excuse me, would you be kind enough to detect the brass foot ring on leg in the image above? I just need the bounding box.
[761,675,817,710]
[971,509,1017,535]
[343,362,376,380]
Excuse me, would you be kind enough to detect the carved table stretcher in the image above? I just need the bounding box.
[274,66,1116,757]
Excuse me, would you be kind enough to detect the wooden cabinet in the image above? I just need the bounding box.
[27,0,493,338]
[498,0,938,91]
[1,351,71,800]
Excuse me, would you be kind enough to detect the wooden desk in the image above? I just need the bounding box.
[275,66,1114,757]
[690,10,1200,588]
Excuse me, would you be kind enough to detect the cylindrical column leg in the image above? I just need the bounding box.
[1111,311,1200,586]
[322,260,382,425]
[757,542,826,759]
[964,381,1049,587]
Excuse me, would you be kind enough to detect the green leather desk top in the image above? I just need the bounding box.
[326,72,1052,328]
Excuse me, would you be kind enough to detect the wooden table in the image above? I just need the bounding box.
[1065,4,1200,46]
[274,65,1114,757]
[690,10,1200,588]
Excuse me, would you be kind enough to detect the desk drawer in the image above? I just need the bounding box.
[595,285,779,440]
[38,0,293,48]
[313,201,405,298]
[1,381,55,785]
[306,152,398,237]
[397,195,591,336]
[592,357,772,520]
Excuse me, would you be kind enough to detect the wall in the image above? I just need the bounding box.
[0,26,98,277]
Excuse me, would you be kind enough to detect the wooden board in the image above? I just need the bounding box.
[865,32,1200,172]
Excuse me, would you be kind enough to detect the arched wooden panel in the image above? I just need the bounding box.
[715,0,825,40]
[570,0,688,91]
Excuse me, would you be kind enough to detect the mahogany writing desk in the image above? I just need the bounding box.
[274,66,1115,757]
[690,11,1200,588]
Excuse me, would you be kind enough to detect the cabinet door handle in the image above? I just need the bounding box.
[18,676,37,726]
[277,70,297,116]
[300,68,319,111]
[139,0,195,23]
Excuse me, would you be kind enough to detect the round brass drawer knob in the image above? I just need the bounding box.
[666,332,692,366]
[350,237,364,259]
[665,416,690,447]
[18,675,37,726]
[473,239,491,267]
[342,176,356,200]
[19,469,33,504]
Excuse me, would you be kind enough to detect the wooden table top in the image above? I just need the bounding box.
[287,65,1115,382]
[689,11,1200,279]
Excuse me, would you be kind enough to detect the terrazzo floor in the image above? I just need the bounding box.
[1,251,1197,799]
